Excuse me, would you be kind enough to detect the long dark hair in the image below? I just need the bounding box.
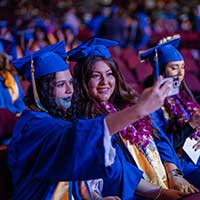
[144,62,198,135]
[24,73,68,119]
[144,63,197,102]
[72,56,139,118]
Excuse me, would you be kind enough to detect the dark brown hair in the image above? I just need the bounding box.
[72,56,139,118]
[24,73,69,119]
[144,62,198,136]
[144,62,197,102]
[0,53,16,73]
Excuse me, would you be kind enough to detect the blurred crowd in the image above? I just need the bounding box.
[0,0,200,51]
[0,0,199,97]
[0,1,200,199]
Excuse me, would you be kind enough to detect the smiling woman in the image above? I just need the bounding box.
[72,55,138,118]
[141,35,200,191]
[8,39,175,200]
[88,60,116,103]
[68,37,187,200]
[8,40,124,200]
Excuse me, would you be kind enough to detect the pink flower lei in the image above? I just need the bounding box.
[100,102,153,148]
[164,92,200,139]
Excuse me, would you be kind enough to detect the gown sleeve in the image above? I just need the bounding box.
[102,140,143,199]
[150,109,181,168]
[8,111,116,184]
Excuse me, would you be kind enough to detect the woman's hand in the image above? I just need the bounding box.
[189,110,200,129]
[158,188,188,200]
[106,76,171,135]
[168,175,199,193]
[137,76,171,116]
[165,163,199,193]
[193,136,200,151]
[136,178,186,200]
[79,182,121,200]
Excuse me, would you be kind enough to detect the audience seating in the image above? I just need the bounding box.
[0,145,12,200]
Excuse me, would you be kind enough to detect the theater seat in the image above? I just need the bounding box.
[180,48,200,75]
[121,47,140,70]
[185,73,200,93]
[134,61,153,86]
[0,108,18,140]
[0,145,12,200]
[113,56,140,87]
[20,79,31,96]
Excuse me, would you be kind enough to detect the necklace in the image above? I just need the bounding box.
[165,92,200,139]
[100,102,153,148]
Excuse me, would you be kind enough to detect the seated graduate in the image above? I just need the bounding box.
[139,35,200,190]
[0,38,25,115]
[8,40,171,200]
[67,37,187,200]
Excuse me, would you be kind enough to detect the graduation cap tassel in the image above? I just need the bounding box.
[31,59,48,112]
[65,56,70,66]
[154,48,159,80]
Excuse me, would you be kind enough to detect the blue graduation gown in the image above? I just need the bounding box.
[8,110,143,199]
[102,137,143,200]
[150,109,200,189]
[0,75,25,114]
[150,110,181,168]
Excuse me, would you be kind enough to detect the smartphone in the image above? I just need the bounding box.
[160,76,179,97]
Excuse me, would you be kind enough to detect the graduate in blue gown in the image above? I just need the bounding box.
[139,35,200,190]
[0,39,25,115]
[7,40,171,200]
[8,41,115,200]
[67,37,187,200]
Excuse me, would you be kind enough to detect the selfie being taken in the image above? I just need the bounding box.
[0,0,200,200]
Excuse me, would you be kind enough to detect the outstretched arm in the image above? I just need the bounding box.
[106,76,170,134]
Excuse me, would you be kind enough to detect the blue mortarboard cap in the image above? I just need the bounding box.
[0,20,8,28]
[0,41,4,52]
[34,19,47,32]
[13,41,69,81]
[67,37,119,61]
[139,35,183,80]
[0,37,17,60]
[62,23,76,35]
[24,31,34,41]
[111,5,118,14]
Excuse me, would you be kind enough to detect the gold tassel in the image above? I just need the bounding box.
[65,56,69,64]
[31,58,48,112]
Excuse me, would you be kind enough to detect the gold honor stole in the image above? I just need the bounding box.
[122,136,168,189]
[51,181,92,200]
[2,71,19,102]
[51,182,71,200]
